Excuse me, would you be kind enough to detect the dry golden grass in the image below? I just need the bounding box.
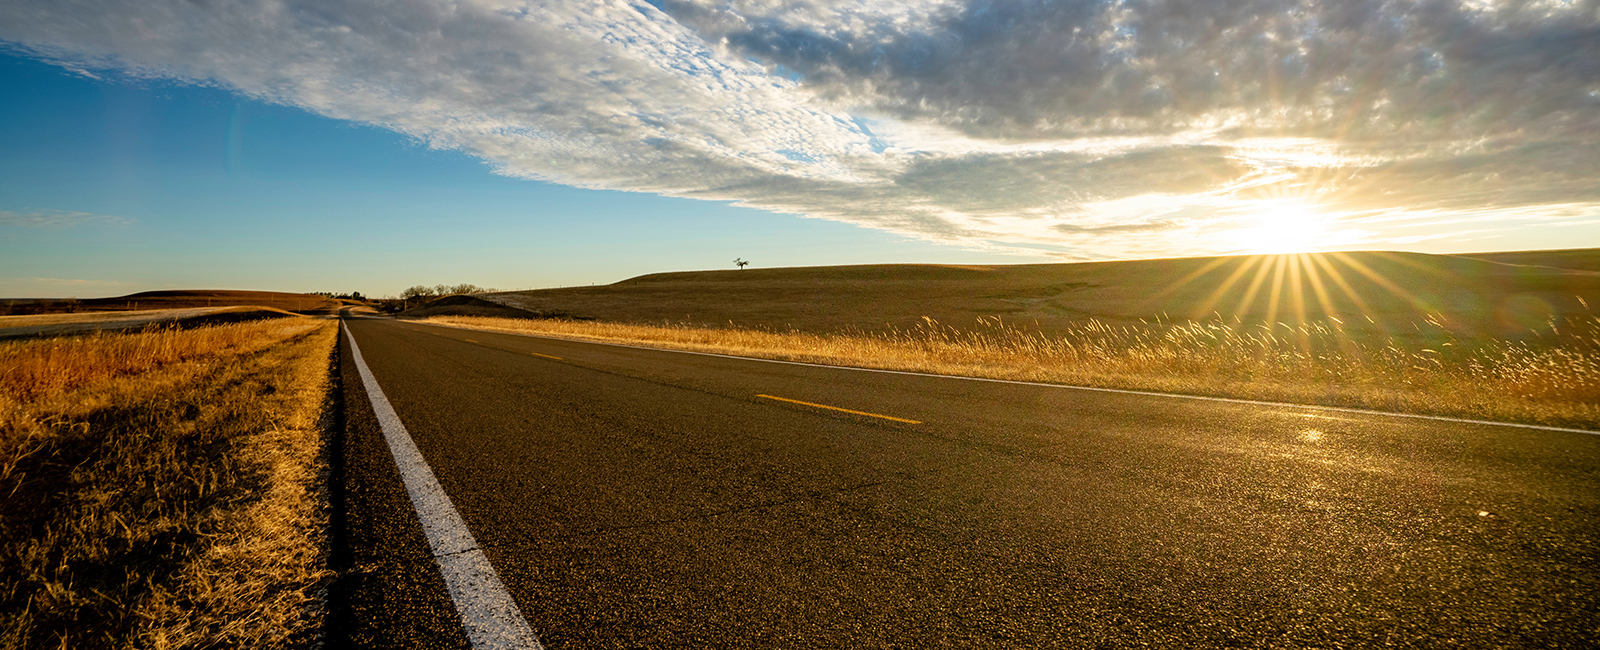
[0,315,304,397]
[426,313,1600,430]
[0,318,337,649]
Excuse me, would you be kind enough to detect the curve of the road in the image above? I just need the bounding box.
[329,315,1600,649]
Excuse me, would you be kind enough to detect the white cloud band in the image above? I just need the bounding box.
[3,0,1595,257]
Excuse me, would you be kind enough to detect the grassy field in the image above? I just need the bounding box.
[0,318,337,648]
[421,249,1598,429]
[426,307,1598,430]
[1462,248,1600,272]
[477,250,1599,344]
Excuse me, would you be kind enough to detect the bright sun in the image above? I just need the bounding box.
[1233,201,1329,254]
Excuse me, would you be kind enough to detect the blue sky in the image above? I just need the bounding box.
[2,1,1597,298]
[0,52,1028,298]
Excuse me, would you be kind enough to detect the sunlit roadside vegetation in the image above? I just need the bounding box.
[0,319,337,648]
[427,313,1599,430]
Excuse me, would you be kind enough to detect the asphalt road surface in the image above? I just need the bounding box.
[329,315,1599,649]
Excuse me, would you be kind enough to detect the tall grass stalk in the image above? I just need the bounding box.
[427,314,1600,429]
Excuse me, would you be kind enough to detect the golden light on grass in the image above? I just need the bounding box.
[0,319,336,648]
[426,310,1599,430]
[1153,245,1469,377]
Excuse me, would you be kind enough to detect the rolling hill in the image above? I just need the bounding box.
[5,290,344,315]
[470,249,1600,343]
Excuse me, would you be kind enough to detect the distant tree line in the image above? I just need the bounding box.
[310,291,367,300]
[399,283,495,300]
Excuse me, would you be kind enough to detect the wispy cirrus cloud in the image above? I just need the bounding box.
[1,0,1595,258]
[0,209,133,229]
[25,277,124,286]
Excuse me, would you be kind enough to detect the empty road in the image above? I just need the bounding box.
[329,315,1599,648]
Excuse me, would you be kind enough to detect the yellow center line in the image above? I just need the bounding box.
[755,394,921,424]
[447,334,562,360]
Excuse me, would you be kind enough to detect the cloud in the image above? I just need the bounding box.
[27,277,120,286]
[1054,222,1184,235]
[663,0,1600,137]
[0,0,1595,258]
[0,209,133,229]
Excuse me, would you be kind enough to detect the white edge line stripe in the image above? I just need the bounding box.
[343,323,544,650]
[397,318,1599,437]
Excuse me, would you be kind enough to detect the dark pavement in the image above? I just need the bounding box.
[330,316,1600,648]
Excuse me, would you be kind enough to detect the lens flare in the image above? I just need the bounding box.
[1233,202,1329,254]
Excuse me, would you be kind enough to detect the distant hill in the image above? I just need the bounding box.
[1459,249,1600,273]
[5,290,343,315]
[400,294,538,319]
[473,249,1600,343]
[0,305,304,340]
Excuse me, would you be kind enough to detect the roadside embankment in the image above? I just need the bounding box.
[0,318,338,648]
